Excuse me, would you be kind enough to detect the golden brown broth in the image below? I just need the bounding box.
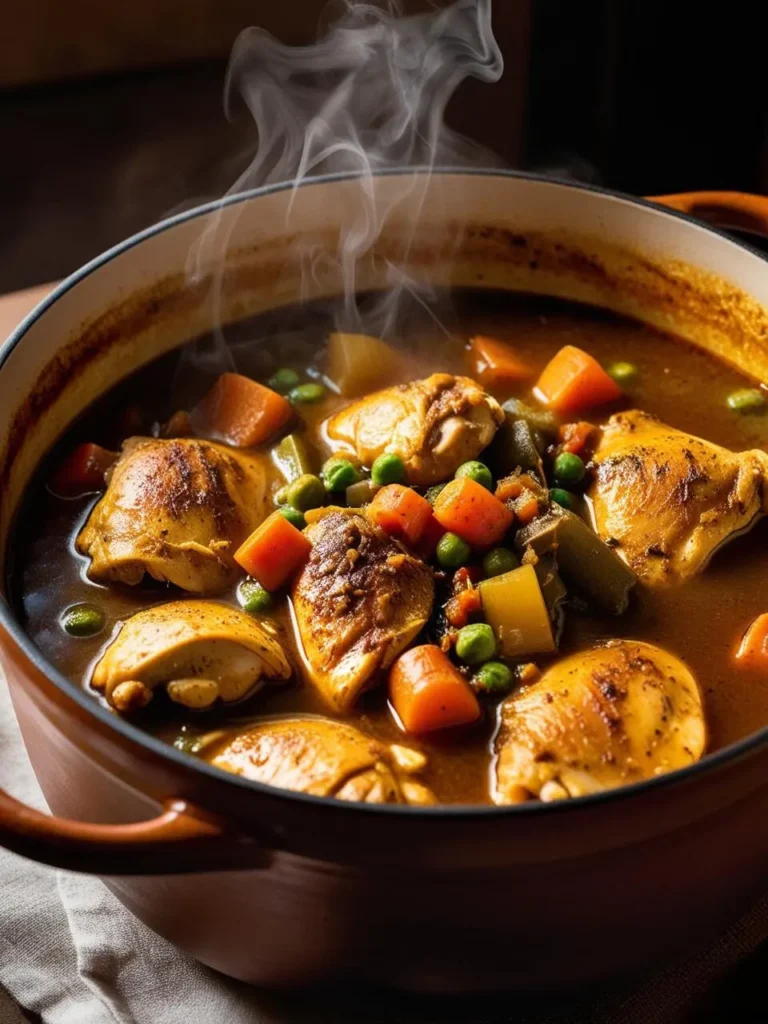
[10,292,768,804]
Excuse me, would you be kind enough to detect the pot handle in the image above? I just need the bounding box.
[0,785,266,875]
[649,191,768,237]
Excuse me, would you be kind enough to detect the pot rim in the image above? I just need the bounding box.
[2,166,767,821]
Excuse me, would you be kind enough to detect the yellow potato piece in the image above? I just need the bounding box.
[327,332,401,397]
[479,564,554,659]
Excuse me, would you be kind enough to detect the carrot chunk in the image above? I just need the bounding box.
[50,443,117,497]
[234,511,312,591]
[433,477,514,548]
[194,372,292,447]
[367,485,433,547]
[469,335,534,388]
[535,345,621,415]
[389,645,481,733]
[735,614,768,665]
[558,420,597,456]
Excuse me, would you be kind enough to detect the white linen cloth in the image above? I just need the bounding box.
[1,665,766,1024]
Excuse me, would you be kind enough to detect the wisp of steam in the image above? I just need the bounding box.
[186,0,503,381]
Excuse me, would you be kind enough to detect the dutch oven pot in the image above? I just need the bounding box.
[1,172,768,991]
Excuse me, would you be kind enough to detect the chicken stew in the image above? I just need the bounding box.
[10,291,768,806]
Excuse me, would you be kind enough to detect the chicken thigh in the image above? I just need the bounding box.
[590,410,768,586]
[206,717,435,804]
[77,437,277,593]
[493,639,706,804]
[325,373,503,486]
[292,508,434,712]
[92,600,291,712]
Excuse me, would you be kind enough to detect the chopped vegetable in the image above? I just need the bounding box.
[735,613,768,664]
[284,473,327,512]
[278,505,306,529]
[532,552,567,627]
[290,382,326,404]
[502,398,558,435]
[479,564,555,658]
[607,361,638,384]
[517,509,636,614]
[367,484,432,547]
[268,368,300,394]
[445,587,482,628]
[238,579,273,614]
[234,510,312,591]
[389,645,481,733]
[552,451,586,487]
[558,420,597,457]
[273,433,313,482]
[50,443,117,497]
[482,547,519,578]
[194,372,292,447]
[60,603,105,638]
[323,457,359,492]
[371,453,406,486]
[425,483,447,505]
[436,532,471,570]
[345,478,380,507]
[327,331,401,397]
[469,335,534,388]
[727,388,766,413]
[455,622,496,665]
[549,487,575,510]
[274,486,289,505]
[473,661,513,695]
[512,490,540,524]
[455,460,493,491]
[535,345,622,415]
[488,415,543,477]
[433,477,514,549]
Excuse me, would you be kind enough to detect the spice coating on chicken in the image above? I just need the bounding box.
[493,640,706,804]
[77,437,278,593]
[590,410,768,586]
[292,508,434,712]
[325,373,503,486]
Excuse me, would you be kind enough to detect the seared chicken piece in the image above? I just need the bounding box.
[494,640,706,804]
[206,717,435,804]
[590,410,768,586]
[292,508,434,711]
[326,373,503,486]
[77,437,277,593]
[92,600,291,712]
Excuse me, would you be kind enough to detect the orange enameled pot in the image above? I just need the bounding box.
[1,172,767,990]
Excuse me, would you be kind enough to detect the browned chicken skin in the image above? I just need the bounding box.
[91,600,291,712]
[494,640,706,804]
[292,508,434,712]
[207,717,435,804]
[77,437,277,593]
[590,410,768,586]
[325,373,503,486]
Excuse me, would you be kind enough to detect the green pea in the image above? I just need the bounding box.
[473,661,513,695]
[549,487,575,510]
[284,473,326,511]
[455,623,496,666]
[289,382,326,404]
[61,603,105,637]
[323,457,360,492]
[371,453,406,486]
[425,483,447,505]
[238,579,273,614]
[607,361,638,384]
[726,388,766,413]
[482,547,519,578]
[436,532,471,570]
[278,505,306,529]
[553,451,586,487]
[268,368,300,394]
[455,460,493,491]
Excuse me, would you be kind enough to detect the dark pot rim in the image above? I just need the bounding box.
[2,167,767,821]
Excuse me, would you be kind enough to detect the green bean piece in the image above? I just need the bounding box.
[279,505,306,530]
[268,368,300,394]
[501,398,558,434]
[436,532,471,571]
[61,603,105,637]
[284,473,327,511]
[371,453,406,486]
[455,623,497,665]
[488,414,544,478]
[455,460,493,491]
[607,361,638,384]
[473,661,513,695]
[726,388,766,413]
[549,487,575,510]
[238,579,273,614]
[323,457,360,492]
[482,547,519,578]
[273,433,313,483]
[290,382,326,404]
[552,452,585,487]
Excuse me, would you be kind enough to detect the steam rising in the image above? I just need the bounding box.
[188,0,503,372]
